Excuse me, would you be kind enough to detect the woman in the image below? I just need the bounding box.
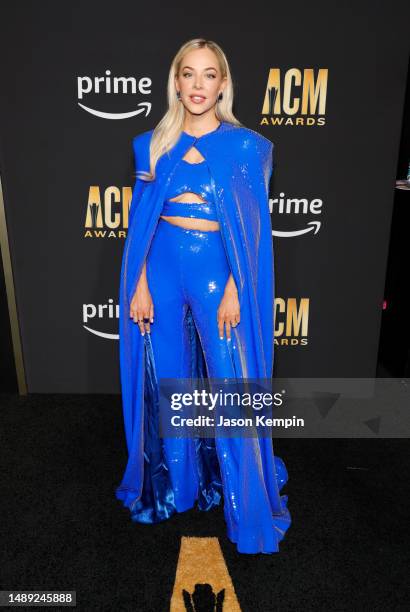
[115,38,291,554]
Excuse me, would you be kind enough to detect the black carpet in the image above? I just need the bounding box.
[1,393,409,611]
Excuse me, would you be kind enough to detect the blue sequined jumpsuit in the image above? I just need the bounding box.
[142,154,243,525]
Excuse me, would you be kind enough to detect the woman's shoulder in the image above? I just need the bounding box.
[228,123,274,160]
[131,128,154,174]
[132,128,154,150]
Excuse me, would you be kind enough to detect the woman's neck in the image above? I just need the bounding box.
[182,116,221,138]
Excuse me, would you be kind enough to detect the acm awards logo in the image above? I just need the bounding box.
[261,68,328,126]
[275,298,309,346]
[84,186,132,238]
[77,70,152,119]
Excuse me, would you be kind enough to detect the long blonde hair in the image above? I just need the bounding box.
[141,38,242,181]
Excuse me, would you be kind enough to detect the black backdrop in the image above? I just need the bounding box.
[1,1,409,392]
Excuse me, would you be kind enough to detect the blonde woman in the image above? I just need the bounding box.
[115,38,291,554]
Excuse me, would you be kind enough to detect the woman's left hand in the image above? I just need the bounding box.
[217,276,240,340]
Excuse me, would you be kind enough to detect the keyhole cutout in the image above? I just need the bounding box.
[182,146,206,164]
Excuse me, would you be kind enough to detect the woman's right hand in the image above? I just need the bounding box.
[130,280,154,336]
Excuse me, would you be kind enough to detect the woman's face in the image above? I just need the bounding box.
[175,47,227,116]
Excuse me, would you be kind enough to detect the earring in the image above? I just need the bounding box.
[176,91,181,100]
[218,92,223,101]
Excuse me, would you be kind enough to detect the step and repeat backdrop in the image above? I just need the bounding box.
[1,1,409,392]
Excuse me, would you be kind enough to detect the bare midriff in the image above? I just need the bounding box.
[160,194,220,232]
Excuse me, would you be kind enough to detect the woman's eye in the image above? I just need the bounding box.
[182,72,216,79]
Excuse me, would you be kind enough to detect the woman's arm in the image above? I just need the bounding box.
[224,273,238,296]
[130,260,154,336]
[218,273,240,341]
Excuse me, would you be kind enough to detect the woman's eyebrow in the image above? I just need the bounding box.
[181,65,217,71]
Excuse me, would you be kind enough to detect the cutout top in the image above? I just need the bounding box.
[163,152,215,205]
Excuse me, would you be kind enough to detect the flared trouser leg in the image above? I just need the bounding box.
[146,219,238,517]
[146,221,197,512]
